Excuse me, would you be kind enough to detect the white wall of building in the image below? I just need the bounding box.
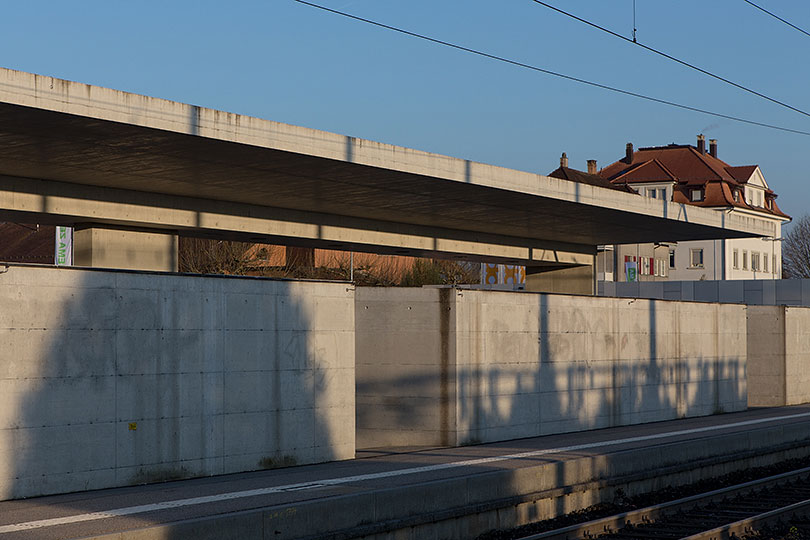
[612,175,785,282]
[665,233,783,282]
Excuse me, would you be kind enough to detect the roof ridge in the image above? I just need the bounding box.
[649,158,678,181]
[685,146,727,181]
[609,160,648,182]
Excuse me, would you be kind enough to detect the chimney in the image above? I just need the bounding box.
[587,159,597,174]
[697,134,706,154]
[625,142,633,164]
[709,138,717,158]
[560,152,568,168]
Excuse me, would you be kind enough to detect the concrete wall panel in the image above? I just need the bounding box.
[0,265,354,500]
[357,288,747,448]
[606,278,810,307]
[784,307,810,405]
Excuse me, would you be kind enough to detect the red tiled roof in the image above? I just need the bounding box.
[599,143,790,219]
[600,145,736,183]
[610,158,677,184]
[547,166,636,193]
[725,165,757,184]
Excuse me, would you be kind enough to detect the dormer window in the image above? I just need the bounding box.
[733,190,739,203]
[690,189,704,202]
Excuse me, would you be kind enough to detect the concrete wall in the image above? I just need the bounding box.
[356,288,455,448]
[785,307,810,405]
[748,306,810,407]
[0,265,354,500]
[600,278,810,306]
[356,288,746,448]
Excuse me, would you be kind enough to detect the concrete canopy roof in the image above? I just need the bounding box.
[0,68,772,265]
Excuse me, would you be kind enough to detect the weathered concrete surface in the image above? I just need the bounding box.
[356,288,747,448]
[4,407,810,540]
[74,227,178,272]
[601,278,810,307]
[0,67,770,273]
[526,262,596,295]
[355,288,456,447]
[748,306,810,407]
[0,265,354,500]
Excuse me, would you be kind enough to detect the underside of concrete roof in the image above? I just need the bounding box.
[0,68,774,267]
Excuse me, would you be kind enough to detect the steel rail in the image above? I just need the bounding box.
[681,498,810,540]
[514,465,810,540]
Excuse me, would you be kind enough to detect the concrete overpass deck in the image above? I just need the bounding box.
[2,405,809,540]
[0,67,773,272]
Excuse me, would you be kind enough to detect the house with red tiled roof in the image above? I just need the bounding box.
[597,135,790,281]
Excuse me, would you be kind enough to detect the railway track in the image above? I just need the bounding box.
[514,466,810,540]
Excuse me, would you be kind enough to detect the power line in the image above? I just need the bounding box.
[293,0,810,137]
[742,0,810,39]
[530,0,810,119]
[632,0,637,42]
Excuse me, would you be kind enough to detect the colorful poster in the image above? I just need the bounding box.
[482,263,525,286]
[625,261,638,282]
[55,226,73,266]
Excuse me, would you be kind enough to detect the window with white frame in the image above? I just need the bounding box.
[743,250,748,270]
[733,249,739,269]
[669,249,676,269]
[774,255,778,274]
[648,189,657,199]
[752,252,760,272]
[764,254,769,273]
[690,248,704,268]
[691,189,703,202]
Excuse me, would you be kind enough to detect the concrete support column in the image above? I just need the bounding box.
[524,261,596,295]
[74,226,178,272]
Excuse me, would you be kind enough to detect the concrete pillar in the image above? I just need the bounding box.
[74,226,178,272]
[524,263,596,295]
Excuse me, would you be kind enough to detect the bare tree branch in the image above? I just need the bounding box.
[783,215,810,279]
[178,238,253,275]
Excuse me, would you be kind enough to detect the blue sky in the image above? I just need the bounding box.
[2,1,808,223]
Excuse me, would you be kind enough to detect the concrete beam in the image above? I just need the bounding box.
[0,67,773,255]
[0,175,594,266]
[525,262,596,295]
[74,226,178,272]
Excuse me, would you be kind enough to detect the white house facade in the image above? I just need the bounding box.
[595,136,790,282]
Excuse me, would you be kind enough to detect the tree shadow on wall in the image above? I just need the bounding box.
[1,265,350,537]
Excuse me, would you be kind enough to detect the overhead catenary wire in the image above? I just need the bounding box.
[530,0,810,119]
[293,0,810,137]
[632,0,637,42]
[741,0,810,39]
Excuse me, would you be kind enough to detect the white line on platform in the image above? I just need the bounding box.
[2,411,810,535]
